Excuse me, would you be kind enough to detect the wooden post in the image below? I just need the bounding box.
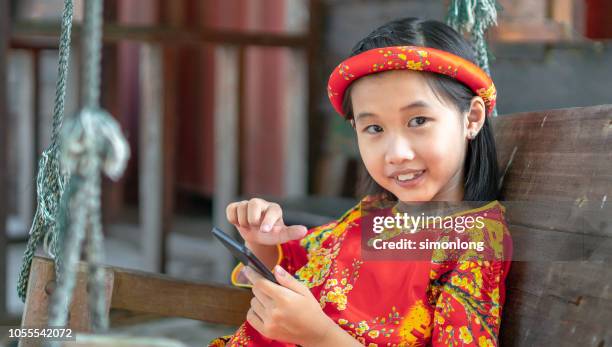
[0,0,10,320]
[157,0,182,274]
[550,0,575,37]
[306,0,323,194]
[13,50,35,237]
[31,48,41,217]
[283,0,309,197]
[213,45,239,277]
[139,43,164,273]
[19,257,114,347]
[101,1,123,225]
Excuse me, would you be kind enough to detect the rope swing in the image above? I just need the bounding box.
[16,0,130,337]
[17,0,74,303]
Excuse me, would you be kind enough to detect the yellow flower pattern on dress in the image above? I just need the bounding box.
[459,326,474,344]
[479,335,496,347]
[319,258,362,311]
[336,305,402,344]
[295,246,335,288]
[398,300,433,344]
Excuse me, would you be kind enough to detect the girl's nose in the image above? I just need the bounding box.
[385,135,415,165]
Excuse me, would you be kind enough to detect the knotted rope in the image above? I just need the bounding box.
[447,0,500,116]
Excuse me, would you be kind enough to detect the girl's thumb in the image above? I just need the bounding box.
[281,225,308,243]
[274,265,308,294]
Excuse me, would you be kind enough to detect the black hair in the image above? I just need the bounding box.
[343,17,499,201]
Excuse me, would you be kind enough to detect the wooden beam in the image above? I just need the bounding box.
[490,20,568,43]
[0,0,10,320]
[10,38,61,50]
[12,21,310,48]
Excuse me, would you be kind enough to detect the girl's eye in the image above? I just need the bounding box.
[364,124,383,134]
[408,116,428,127]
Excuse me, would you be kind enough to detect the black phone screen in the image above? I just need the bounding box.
[211,227,279,284]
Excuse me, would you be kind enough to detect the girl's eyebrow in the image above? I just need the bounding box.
[400,100,430,111]
[356,100,431,121]
[355,112,377,122]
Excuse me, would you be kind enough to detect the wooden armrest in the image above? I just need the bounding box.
[110,263,251,326]
[22,256,251,333]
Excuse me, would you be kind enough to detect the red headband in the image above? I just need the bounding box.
[327,46,497,117]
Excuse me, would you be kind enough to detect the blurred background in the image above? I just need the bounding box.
[1,0,611,345]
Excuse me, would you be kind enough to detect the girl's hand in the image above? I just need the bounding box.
[226,198,307,246]
[243,265,336,347]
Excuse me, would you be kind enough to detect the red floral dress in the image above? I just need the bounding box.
[209,196,512,346]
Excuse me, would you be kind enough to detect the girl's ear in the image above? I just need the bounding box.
[350,118,356,129]
[464,96,486,140]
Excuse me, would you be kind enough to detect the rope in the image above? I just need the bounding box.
[46,0,130,335]
[17,0,73,302]
[446,0,500,116]
[83,0,103,109]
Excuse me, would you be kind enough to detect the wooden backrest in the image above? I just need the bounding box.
[493,105,611,346]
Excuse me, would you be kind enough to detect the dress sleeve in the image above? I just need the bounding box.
[429,203,513,347]
[230,244,284,288]
[430,259,511,346]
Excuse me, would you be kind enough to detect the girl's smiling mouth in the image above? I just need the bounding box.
[390,169,426,188]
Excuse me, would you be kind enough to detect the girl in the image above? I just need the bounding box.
[209,17,512,347]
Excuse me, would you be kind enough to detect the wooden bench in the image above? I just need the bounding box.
[20,105,612,346]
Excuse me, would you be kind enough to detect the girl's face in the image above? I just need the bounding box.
[350,70,482,202]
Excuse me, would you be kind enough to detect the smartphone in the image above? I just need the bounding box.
[211,227,279,284]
